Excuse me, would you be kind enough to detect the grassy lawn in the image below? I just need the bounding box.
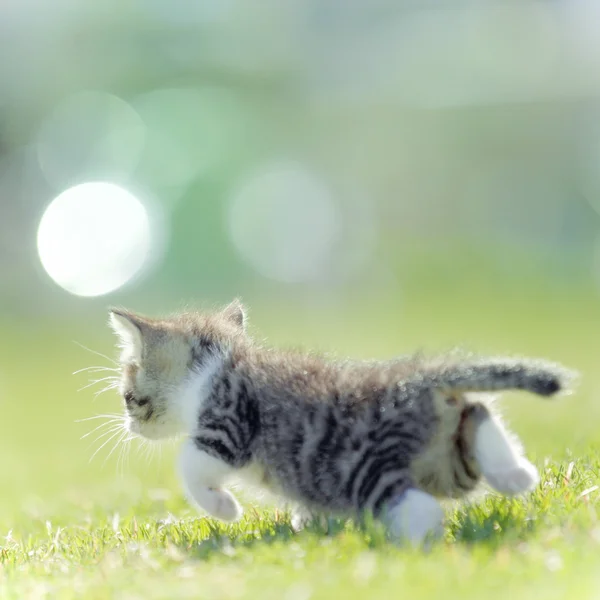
[1,271,598,599]
[2,456,600,600]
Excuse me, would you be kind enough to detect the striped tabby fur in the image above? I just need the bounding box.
[106,300,574,544]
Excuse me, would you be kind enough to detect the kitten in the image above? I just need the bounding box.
[107,300,574,545]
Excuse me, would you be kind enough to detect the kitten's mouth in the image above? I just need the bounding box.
[126,418,157,440]
[125,416,140,435]
[125,414,180,441]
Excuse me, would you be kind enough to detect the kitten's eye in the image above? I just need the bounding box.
[124,391,134,404]
[137,397,150,407]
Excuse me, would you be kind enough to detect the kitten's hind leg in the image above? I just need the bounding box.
[381,489,445,546]
[178,438,243,522]
[473,413,539,495]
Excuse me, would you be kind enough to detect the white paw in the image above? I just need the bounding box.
[384,489,445,546]
[206,488,243,522]
[290,508,311,532]
[290,508,328,532]
[484,458,540,496]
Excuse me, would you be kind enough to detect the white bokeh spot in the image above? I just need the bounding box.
[228,161,340,283]
[37,182,152,297]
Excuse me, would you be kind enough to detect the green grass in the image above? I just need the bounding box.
[1,268,599,599]
[1,459,600,599]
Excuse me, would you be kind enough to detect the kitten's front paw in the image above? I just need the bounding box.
[484,458,540,496]
[206,488,243,522]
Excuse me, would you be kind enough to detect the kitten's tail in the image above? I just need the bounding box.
[427,358,577,398]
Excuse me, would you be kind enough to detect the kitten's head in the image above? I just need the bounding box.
[108,300,247,440]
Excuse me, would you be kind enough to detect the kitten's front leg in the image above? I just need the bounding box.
[178,438,243,522]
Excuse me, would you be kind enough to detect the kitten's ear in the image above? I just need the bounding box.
[222,299,247,331]
[109,308,146,360]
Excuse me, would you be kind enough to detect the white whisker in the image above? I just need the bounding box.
[135,440,144,458]
[135,439,149,462]
[73,341,118,366]
[80,418,124,440]
[103,429,129,466]
[117,438,131,479]
[78,377,119,392]
[76,413,122,423]
[89,428,125,463]
[119,437,135,475]
[93,383,120,399]
[124,439,134,473]
[87,424,124,450]
[73,366,120,375]
[140,441,157,471]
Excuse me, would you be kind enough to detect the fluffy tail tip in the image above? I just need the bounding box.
[529,363,578,397]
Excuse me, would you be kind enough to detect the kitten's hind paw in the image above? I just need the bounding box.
[290,507,311,533]
[290,507,329,532]
[383,489,445,547]
[484,458,540,496]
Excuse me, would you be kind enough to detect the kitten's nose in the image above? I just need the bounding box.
[124,391,150,407]
[124,391,135,406]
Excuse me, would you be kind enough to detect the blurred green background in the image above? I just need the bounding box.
[1,0,599,529]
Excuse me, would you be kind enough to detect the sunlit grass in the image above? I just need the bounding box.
[1,457,599,599]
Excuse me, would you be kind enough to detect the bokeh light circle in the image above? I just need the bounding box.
[37,182,152,297]
[228,161,340,283]
[36,91,145,190]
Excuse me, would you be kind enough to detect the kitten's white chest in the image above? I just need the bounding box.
[175,356,225,433]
